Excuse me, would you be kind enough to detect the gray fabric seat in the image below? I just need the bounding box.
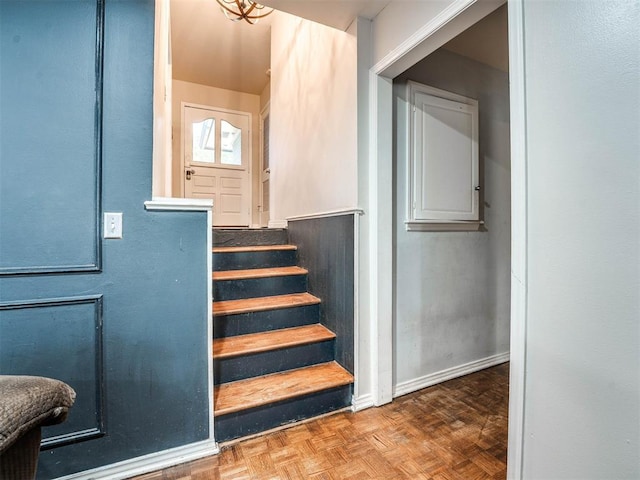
[0,376,76,480]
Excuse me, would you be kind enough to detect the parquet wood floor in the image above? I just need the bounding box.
[131,363,509,480]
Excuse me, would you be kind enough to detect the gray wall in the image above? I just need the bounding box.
[522,1,639,478]
[0,1,210,477]
[288,215,355,374]
[392,49,511,388]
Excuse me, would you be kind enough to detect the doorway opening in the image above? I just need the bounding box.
[366,0,525,476]
[391,4,511,398]
[153,0,272,228]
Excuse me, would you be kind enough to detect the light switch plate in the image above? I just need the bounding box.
[104,212,123,239]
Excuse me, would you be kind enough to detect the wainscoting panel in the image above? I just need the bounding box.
[0,0,103,275]
[0,296,105,447]
[288,214,355,373]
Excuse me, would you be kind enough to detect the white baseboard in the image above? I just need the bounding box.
[393,351,510,398]
[55,439,219,480]
[351,393,374,412]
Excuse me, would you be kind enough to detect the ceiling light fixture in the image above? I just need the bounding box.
[216,0,273,25]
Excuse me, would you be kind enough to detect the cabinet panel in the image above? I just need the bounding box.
[408,82,480,228]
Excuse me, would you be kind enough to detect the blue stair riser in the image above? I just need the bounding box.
[214,385,352,442]
[213,250,297,271]
[213,275,307,302]
[213,229,288,247]
[214,304,320,338]
[214,340,335,385]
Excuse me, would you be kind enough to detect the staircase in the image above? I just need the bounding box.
[212,229,354,442]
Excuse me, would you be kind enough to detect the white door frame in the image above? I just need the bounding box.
[259,102,270,227]
[365,0,526,478]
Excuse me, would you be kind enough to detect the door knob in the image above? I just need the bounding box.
[186,169,195,180]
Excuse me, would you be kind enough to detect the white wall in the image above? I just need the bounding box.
[371,0,504,76]
[152,0,172,197]
[393,49,511,390]
[269,12,358,222]
[521,1,639,478]
[172,80,261,225]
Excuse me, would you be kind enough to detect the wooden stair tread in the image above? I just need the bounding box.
[213,293,320,316]
[213,324,335,359]
[213,245,297,254]
[214,362,353,416]
[213,266,307,281]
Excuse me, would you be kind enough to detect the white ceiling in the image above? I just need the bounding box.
[171,0,273,94]
[170,0,391,94]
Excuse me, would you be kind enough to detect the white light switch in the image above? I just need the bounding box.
[104,212,123,239]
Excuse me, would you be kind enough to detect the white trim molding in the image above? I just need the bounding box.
[145,197,213,211]
[393,352,510,398]
[506,0,528,478]
[55,440,220,480]
[286,208,365,222]
[405,220,484,232]
[351,393,375,412]
[352,212,361,412]
[206,206,215,441]
[372,0,505,78]
[372,0,476,75]
[369,72,395,407]
[268,219,288,229]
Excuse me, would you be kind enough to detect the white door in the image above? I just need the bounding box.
[259,104,270,227]
[184,105,251,227]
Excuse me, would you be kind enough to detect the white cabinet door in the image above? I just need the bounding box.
[410,83,479,223]
[184,105,250,227]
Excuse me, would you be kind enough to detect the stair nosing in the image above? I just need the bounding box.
[214,361,354,416]
[213,245,297,254]
[213,324,335,359]
[213,266,308,281]
[213,292,320,316]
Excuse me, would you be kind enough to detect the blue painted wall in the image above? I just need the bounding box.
[288,215,355,374]
[0,0,210,477]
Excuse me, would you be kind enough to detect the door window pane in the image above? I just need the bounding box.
[221,120,242,165]
[193,118,215,163]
